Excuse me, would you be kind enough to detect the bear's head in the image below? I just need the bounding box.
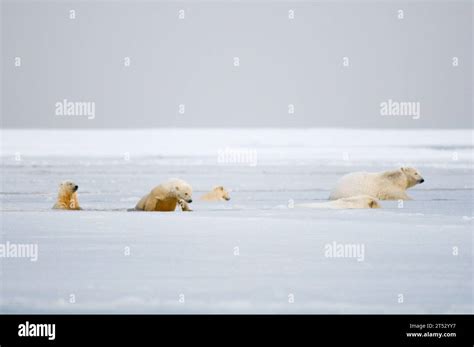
[59,180,78,196]
[169,179,193,203]
[401,167,424,188]
[213,186,231,201]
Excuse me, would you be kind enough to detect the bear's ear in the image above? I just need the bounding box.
[175,186,180,191]
[400,167,407,173]
[217,186,224,191]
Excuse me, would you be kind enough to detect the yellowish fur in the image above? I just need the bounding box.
[200,186,231,202]
[53,181,81,210]
[298,195,381,209]
[329,167,424,201]
[135,178,193,212]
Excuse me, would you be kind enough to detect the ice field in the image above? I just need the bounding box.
[0,128,472,313]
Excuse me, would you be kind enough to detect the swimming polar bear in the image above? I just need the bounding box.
[329,167,424,200]
[200,186,231,201]
[53,180,81,210]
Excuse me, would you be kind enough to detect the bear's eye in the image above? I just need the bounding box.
[185,193,188,196]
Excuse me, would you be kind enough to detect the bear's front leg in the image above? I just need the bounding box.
[178,199,193,212]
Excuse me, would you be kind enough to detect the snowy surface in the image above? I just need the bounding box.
[0,128,472,313]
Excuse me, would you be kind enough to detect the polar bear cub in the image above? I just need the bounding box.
[53,180,81,210]
[298,195,381,209]
[200,186,231,201]
[329,167,424,201]
[135,178,193,212]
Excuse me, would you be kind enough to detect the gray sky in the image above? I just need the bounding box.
[1,0,472,128]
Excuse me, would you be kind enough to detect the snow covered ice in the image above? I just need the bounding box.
[0,128,472,313]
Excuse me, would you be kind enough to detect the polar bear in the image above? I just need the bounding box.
[298,195,381,209]
[53,180,81,210]
[200,186,231,201]
[329,167,424,200]
[135,178,193,212]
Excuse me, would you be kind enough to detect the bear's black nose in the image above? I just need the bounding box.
[74,185,78,191]
[420,179,424,183]
[188,199,193,203]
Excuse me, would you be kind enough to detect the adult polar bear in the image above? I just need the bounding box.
[135,178,193,212]
[53,180,81,210]
[329,167,424,200]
